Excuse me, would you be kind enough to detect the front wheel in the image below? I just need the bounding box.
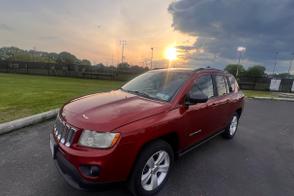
[128,140,174,196]
[223,113,239,139]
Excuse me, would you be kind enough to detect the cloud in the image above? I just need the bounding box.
[176,45,196,51]
[38,36,59,40]
[0,24,13,31]
[168,0,294,67]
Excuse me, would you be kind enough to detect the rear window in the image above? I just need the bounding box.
[215,75,227,96]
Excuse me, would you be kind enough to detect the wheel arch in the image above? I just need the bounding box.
[236,108,243,118]
[127,131,179,180]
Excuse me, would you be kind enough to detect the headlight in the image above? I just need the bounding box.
[78,130,120,149]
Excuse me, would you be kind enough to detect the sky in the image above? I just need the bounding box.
[0,0,294,73]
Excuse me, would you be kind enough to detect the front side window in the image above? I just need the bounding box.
[189,75,214,99]
[215,75,228,96]
[121,70,192,102]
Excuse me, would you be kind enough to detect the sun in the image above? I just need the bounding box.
[165,47,177,61]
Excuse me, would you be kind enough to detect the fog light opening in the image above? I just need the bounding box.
[80,165,100,177]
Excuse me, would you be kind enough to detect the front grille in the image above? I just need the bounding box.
[54,115,77,147]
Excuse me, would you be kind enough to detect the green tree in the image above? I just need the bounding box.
[117,63,130,70]
[276,73,293,79]
[224,64,245,77]
[48,52,59,63]
[246,65,266,77]
[80,59,91,65]
[56,52,78,65]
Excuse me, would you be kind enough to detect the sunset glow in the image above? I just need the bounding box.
[165,47,177,61]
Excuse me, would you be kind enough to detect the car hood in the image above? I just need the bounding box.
[61,90,170,131]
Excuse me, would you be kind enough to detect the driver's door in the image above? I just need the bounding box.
[179,74,217,148]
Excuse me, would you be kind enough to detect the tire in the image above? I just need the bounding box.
[128,140,174,196]
[222,112,239,139]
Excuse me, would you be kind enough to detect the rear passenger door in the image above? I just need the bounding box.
[210,74,231,132]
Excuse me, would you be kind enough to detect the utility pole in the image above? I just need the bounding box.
[288,53,294,75]
[150,47,154,69]
[111,54,114,66]
[272,52,279,75]
[120,40,127,64]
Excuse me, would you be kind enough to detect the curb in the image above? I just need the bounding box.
[248,96,294,102]
[278,93,294,98]
[0,109,59,135]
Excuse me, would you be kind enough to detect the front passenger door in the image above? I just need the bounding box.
[180,74,216,148]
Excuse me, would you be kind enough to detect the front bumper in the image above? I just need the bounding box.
[54,148,100,190]
[50,132,114,189]
[53,148,118,190]
[50,132,137,190]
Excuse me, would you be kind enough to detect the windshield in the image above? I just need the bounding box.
[121,70,192,102]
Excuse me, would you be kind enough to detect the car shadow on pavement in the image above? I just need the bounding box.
[54,176,132,196]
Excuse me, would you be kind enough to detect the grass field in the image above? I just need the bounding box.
[0,73,124,123]
[242,90,278,98]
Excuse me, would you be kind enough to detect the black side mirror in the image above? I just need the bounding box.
[185,92,208,106]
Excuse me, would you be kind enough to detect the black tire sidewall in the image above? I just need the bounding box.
[223,113,239,139]
[128,140,174,196]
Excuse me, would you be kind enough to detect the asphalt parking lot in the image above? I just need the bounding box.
[0,99,294,196]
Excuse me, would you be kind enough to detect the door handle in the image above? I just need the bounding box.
[210,103,217,107]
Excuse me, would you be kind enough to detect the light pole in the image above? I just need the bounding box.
[288,53,294,75]
[150,47,154,69]
[272,52,279,75]
[236,46,246,77]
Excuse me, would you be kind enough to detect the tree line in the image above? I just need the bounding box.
[0,47,92,66]
[224,64,294,79]
[0,47,149,73]
[1,47,292,78]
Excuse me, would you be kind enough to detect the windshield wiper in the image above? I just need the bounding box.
[122,89,161,101]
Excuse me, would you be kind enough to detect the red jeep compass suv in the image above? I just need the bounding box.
[50,68,244,196]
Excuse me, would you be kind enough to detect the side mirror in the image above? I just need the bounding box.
[185,92,208,106]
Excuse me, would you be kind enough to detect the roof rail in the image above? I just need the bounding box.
[151,67,165,70]
[194,67,222,72]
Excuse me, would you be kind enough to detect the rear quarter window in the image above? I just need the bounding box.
[228,75,239,92]
[215,75,227,96]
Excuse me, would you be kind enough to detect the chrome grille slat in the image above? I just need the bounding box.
[54,115,76,147]
[66,128,74,143]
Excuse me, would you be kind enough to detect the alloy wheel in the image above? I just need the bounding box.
[141,150,170,191]
[229,115,238,136]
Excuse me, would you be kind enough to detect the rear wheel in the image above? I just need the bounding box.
[128,140,174,196]
[223,113,239,139]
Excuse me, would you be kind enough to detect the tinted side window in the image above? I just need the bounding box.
[189,75,214,98]
[228,75,238,92]
[215,75,227,96]
[224,77,230,92]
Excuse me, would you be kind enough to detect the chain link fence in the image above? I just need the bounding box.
[238,76,294,92]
